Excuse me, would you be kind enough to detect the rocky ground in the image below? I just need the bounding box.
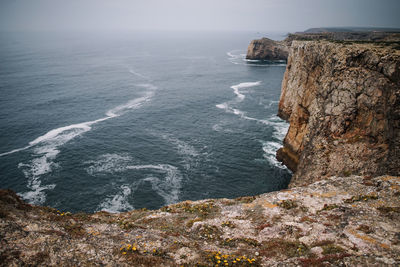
[1,175,399,266]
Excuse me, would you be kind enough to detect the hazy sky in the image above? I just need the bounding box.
[1,0,400,32]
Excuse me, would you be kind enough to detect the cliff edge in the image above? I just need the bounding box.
[277,40,400,187]
[1,175,399,266]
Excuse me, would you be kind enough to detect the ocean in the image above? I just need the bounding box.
[0,31,291,213]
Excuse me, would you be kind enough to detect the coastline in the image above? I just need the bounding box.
[1,32,400,266]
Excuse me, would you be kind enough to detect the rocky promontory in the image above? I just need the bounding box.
[246,38,289,61]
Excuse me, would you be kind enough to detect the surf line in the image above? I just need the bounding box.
[215,81,262,119]
[0,87,155,158]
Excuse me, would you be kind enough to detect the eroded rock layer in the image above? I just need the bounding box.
[277,40,400,187]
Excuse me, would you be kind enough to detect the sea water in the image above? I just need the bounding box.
[0,31,291,213]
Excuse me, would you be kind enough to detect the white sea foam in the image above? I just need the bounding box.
[270,117,289,141]
[100,164,182,211]
[216,81,261,118]
[226,50,241,59]
[0,146,32,157]
[212,123,235,133]
[126,164,182,205]
[85,153,132,175]
[258,115,289,170]
[3,84,156,205]
[106,91,153,117]
[90,158,183,209]
[227,49,287,67]
[230,81,261,101]
[161,134,199,170]
[165,136,198,157]
[261,141,286,169]
[97,184,135,213]
[129,68,150,80]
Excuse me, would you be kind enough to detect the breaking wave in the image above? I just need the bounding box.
[260,115,289,170]
[2,84,156,205]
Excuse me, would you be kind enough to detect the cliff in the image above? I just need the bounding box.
[246,38,289,61]
[277,40,400,187]
[1,175,399,266]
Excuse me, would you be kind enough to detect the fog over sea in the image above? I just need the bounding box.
[0,31,291,213]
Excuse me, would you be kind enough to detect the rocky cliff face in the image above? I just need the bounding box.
[246,38,289,61]
[277,40,400,187]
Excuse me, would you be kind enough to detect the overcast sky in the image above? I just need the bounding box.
[1,0,399,32]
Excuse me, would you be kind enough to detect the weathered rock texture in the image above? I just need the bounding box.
[277,40,400,187]
[1,175,399,266]
[246,38,289,61]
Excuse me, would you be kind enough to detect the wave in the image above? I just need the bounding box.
[270,116,289,141]
[97,184,135,213]
[85,153,132,175]
[2,84,156,205]
[106,91,153,117]
[128,68,150,80]
[212,123,235,133]
[261,141,287,169]
[231,81,261,101]
[260,115,289,170]
[216,81,269,131]
[216,81,261,113]
[159,134,199,170]
[86,153,183,210]
[97,163,182,212]
[126,164,182,205]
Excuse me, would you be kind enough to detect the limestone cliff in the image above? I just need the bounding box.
[246,38,288,61]
[277,40,400,187]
